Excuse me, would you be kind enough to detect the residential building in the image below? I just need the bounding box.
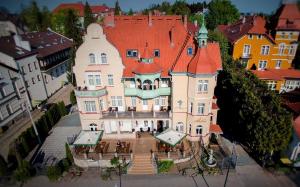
[0,11,28,37]
[218,2,300,93]
[73,14,222,144]
[0,29,72,106]
[0,62,29,127]
[52,3,114,28]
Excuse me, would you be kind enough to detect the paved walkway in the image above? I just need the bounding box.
[0,84,74,160]
[33,113,81,166]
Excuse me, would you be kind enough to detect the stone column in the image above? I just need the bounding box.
[167,151,170,159]
[98,153,102,159]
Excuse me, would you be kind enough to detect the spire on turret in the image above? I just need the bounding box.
[197,15,208,47]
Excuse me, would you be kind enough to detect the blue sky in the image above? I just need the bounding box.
[0,0,283,14]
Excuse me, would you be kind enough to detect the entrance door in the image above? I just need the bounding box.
[157,120,163,133]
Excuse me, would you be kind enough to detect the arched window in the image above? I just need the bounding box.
[189,124,192,134]
[89,53,95,64]
[279,43,285,55]
[101,53,107,64]
[196,125,203,135]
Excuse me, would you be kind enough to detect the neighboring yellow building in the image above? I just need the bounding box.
[218,3,300,93]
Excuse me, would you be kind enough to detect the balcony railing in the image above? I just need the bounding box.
[75,86,107,97]
[102,111,170,119]
[124,87,171,99]
[240,53,252,59]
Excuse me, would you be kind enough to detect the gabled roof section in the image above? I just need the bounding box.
[22,30,73,58]
[276,3,300,30]
[218,16,274,44]
[187,43,222,75]
[53,3,85,16]
[103,15,195,77]
[252,69,300,81]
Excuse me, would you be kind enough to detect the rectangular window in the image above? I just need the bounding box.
[160,96,166,106]
[34,62,37,69]
[99,99,104,110]
[117,96,122,106]
[25,81,29,87]
[155,98,160,105]
[279,44,285,55]
[88,75,94,85]
[101,53,107,64]
[37,75,41,81]
[289,45,296,55]
[0,87,6,97]
[261,46,270,55]
[275,60,281,69]
[187,47,193,55]
[95,75,101,85]
[243,45,250,56]
[28,64,32,72]
[257,35,262,39]
[131,97,136,107]
[248,34,253,39]
[203,80,208,91]
[108,74,114,85]
[84,101,96,112]
[126,49,138,57]
[197,80,208,92]
[21,66,25,74]
[197,103,205,115]
[111,96,116,107]
[258,60,267,70]
[267,81,276,91]
[154,49,160,57]
[44,75,48,84]
[32,77,35,84]
[142,100,148,105]
[197,80,203,92]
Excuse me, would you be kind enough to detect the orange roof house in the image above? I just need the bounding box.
[276,3,300,31]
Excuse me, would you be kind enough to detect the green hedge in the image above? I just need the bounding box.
[8,102,68,168]
[158,160,174,173]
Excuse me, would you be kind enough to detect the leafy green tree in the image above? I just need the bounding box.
[46,165,62,181]
[20,1,42,31]
[64,9,82,48]
[208,30,231,63]
[114,0,122,15]
[159,1,172,14]
[128,9,134,15]
[51,10,66,34]
[70,90,77,105]
[0,154,8,176]
[206,0,240,30]
[13,161,34,183]
[65,143,74,164]
[84,1,93,30]
[172,0,190,15]
[215,63,292,165]
[189,14,204,27]
[40,6,52,30]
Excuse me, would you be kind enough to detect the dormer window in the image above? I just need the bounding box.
[187,47,193,55]
[154,49,160,57]
[257,35,262,39]
[127,49,138,57]
[248,34,253,39]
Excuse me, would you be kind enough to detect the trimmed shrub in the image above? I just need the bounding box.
[58,158,70,172]
[13,161,34,183]
[0,154,8,176]
[158,160,174,173]
[58,102,67,116]
[46,165,62,181]
[70,90,77,105]
[65,143,74,164]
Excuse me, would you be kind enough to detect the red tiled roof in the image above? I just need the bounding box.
[53,3,113,17]
[187,43,222,74]
[252,69,300,81]
[294,115,300,138]
[133,61,162,74]
[276,3,300,30]
[53,3,85,16]
[103,15,196,77]
[209,124,223,134]
[218,16,274,44]
[22,30,73,58]
[212,103,219,110]
[187,22,198,34]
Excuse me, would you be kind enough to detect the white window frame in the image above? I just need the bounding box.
[243,44,251,57]
[267,81,276,91]
[101,53,107,64]
[84,101,96,112]
[279,43,285,55]
[196,125,203,135]
[275,60,281,69]
[258,60,267,70]
[261,45,270,55]
[111,96,117,107]
[197,103,205,115]
[131,97,136,107]
[95,75,101,86]
[197,80,208,92]
[89,53,96,64]
[248,34,253,39]
[108,74,114,86]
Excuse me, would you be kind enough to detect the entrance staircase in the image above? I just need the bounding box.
[127,154,156,175]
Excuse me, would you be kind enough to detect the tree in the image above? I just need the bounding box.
[13,161,34,183]
[208,30,231,63]
[20,1,42,31]
[65,143,74,164]
[64,9,82,48]
[70,90,77,105]
[46,165,62,181]
[0,154,8,177]
[215,63,292,165]
[51,9,67,34]
[128,9,134,15]
[40,6,52,31]
[84,2,93,30]
[114,0,121,15]
[172,0,190,16]
[206,0,240,30]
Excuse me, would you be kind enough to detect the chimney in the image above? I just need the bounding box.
[184,15,187,29]
[104,12,115,27]
[170,27,175,47]
[242,16,246,24]
[194,20,198,27]
[148,11,152,26]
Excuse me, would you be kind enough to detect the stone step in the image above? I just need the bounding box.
[127,170,155,175]
[131,164,154,168]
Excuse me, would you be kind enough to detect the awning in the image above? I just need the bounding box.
[155,129,187,147]
[73,130,103,146]
[209,124,223,134]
